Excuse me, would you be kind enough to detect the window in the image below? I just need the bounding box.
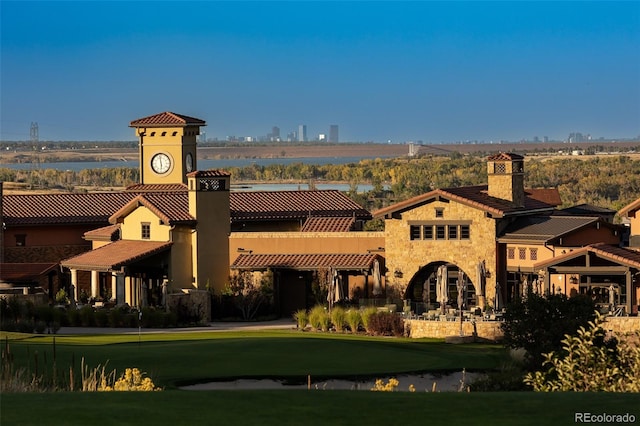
[15,234,26,247]
[423,225,434,239]
[436,225,446,240]
[494,163,506,174]
[519,248,527,260]
[460,225,470,239]
[508,247,515,260]
[410,225,421,240]
[435,208,444,218]
[530,248,538,261]
[448,225,458,240]
[141,223,151,240]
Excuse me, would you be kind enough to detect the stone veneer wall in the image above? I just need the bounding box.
[407,319,504,341]
[407,317,639,341]
[384,199,498,302]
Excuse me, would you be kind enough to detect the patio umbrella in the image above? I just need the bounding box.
[609,284,616,307]
[437,265,448,314]
[372,259,382,296]
[477,261,486,312]
[456,270,465,311]
[494,281,502,311]
[334,270,343,304]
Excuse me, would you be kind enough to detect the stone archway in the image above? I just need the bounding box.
[404,262,478,315]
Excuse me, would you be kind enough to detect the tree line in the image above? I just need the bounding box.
[1,154,638,213]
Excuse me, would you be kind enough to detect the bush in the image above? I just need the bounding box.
[346,309,362,333]
[366,311,405,337]
[524,313,640,392]
[330,306,347,332]
[360,307,379,334]
[308,305,330,331]
[501,292,596,371]
[292,309,308,330]
[78,305,95,327]
[94,310,109,327]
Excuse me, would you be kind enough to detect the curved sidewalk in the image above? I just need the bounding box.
[56,318,297,335]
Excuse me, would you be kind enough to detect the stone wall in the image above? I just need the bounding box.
[407,316,639,341]
[604,317,640,335]
[406,318,503,341]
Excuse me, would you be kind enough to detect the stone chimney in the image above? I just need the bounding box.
[487,153,525,207]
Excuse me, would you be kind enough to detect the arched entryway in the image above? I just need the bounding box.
[404,262,477,315]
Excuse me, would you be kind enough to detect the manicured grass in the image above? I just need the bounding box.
[2,330,507,387]
[2,390,638,426]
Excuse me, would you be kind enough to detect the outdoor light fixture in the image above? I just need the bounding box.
[394,269,403,278]
[237,248,253,254]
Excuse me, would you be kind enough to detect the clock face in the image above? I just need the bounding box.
[185,153,194,172]
[151,153,172,174]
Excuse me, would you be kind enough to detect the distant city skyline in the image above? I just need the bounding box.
[1,1,639,143]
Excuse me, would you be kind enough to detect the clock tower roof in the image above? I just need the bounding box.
[130,111,206,128]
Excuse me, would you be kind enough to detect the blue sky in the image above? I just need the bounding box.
[1,1,639,142]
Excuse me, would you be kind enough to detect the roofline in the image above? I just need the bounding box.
[619,198,640,217]
[534,243,640,270]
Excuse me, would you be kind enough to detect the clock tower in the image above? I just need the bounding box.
[130,112,205,185]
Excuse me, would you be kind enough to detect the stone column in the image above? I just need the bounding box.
[70,269,78,305]
[91,270,99,299]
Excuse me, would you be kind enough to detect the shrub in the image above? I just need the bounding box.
[524,313,640,392]
[501,292,596,371]
[346,309,362,333]
[293,309,308,330]
[366,311,405,337]
[308,305,330,331]
[78,305,95,327]
[330,306,347,332]
[360,306,380,334]
[108,307,125,327]
[94,310,109,327]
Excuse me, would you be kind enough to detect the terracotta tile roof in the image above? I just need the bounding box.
[2,192,137,226]
[61,240,172,271]
[373,185,555,219]
[301,217,355,232]
[84,224,121,241]
[129,112,206,127]
[619,197,640,217]
[109,192,194,225]
[487,152,524,161]
[230,190,372,222]
[526,188,562,207]
[0,263,58,283]
[125,183,188,192]
[4,188,370,226]
[534,243,640,270]
[498,216,603,242]
[231,253,380,270]
[186,170,231,178]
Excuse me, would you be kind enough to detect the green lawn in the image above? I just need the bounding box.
[1,330,506,388]
[2,391,638,426]
[2,330,638,426]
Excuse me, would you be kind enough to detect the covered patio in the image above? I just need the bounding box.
[534,243,640,316]
[231,253,385,316]
[60,240,172,307]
